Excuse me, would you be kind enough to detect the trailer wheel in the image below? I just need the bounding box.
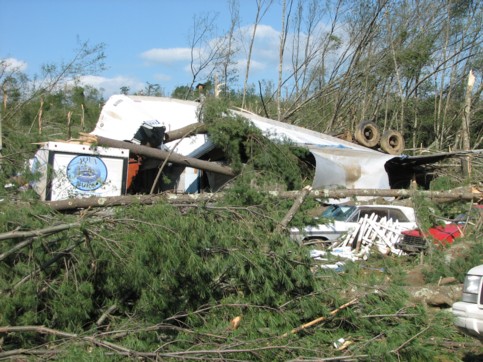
[354,122,380,148]
[380,130,405,154]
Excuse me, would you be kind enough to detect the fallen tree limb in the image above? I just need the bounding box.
[0,222,83,242]
[0,237,36,261]
[45,193,216,211]
[0,325,132,354]
[0,325,298,359]
[44,187,481,211]
[280,298,359,337]
[164,123,207,142]
[307,187,480,201]
[96,304,118,326]
[275,185,312,233]
[0,349,60,359]
[391,325,431,354]
[83,134,236,177]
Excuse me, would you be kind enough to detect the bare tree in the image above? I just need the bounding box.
[184,13,226,100]
[277,0,294,121]
[1,40,105,123]
[220,0,241,96]
[241,0,274,108]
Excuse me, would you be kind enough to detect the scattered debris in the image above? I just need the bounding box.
[25,95,482,204]
[307,213,412,268]
[290,204,417,245]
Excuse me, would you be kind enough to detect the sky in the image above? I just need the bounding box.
[0,0,287,98]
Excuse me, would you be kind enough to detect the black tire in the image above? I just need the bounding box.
[354,121,380,148]
[380,130,405,155]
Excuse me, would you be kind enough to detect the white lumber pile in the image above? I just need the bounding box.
[329,213,406,260]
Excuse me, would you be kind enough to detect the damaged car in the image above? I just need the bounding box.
[395,204,482,253]
[290,204,417,246]
[452,264,483,341]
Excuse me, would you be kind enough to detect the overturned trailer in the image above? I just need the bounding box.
[31,94,464,201]
[89,95,397,193]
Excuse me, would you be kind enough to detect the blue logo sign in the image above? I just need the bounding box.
[67,156,108,191]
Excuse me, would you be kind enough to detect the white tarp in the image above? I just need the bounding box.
[91,95,396,190]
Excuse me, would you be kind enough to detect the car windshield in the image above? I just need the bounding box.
[321,205,356,221]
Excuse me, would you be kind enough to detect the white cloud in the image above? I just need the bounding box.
[237,24,279,62]
[79,75,145,98]
[235,58,266,73]
[141,48,193,64]
[153,73,172,82]
[253,24,280,42]
[134,21,347,90]
[2,57,28,72]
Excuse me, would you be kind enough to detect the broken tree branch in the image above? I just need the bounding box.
[0,221,83,242]
[0,237,36,261]
[0,325,132,354]
[275,185,312,233]
[96,304,118,326]
[150,125,200,194]
[0,325,297,359]
[280,298,359,337]
[164,123,207,142]
[391,325,431,354]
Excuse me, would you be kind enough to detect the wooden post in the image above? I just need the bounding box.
[38,98,44,135]
[461,70,474,177]
[67,111,72,139]
[2,84,7,111]
[80,104,85,130]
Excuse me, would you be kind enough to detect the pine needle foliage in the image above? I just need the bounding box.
[0,192,481,360]
[202,98,313,193]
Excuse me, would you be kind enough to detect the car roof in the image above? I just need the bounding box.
[357,204,413,210]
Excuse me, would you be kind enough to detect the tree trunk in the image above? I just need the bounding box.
[45,187,481,212]
[461,69,475,176]
[85,135,236,177]
[164,123,207,142]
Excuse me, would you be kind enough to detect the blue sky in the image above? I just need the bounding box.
[1,0,287,98]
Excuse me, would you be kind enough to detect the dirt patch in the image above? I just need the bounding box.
[404,264,428,286]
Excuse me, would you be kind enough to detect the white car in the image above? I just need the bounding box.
[452,265,483,341]
[290,204,417,246]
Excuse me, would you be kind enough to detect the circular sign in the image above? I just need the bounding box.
[67,156,108,191]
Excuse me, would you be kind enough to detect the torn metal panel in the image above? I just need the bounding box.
[232,108,373,152]
[230,109,394,190]
[309,147,394,190]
